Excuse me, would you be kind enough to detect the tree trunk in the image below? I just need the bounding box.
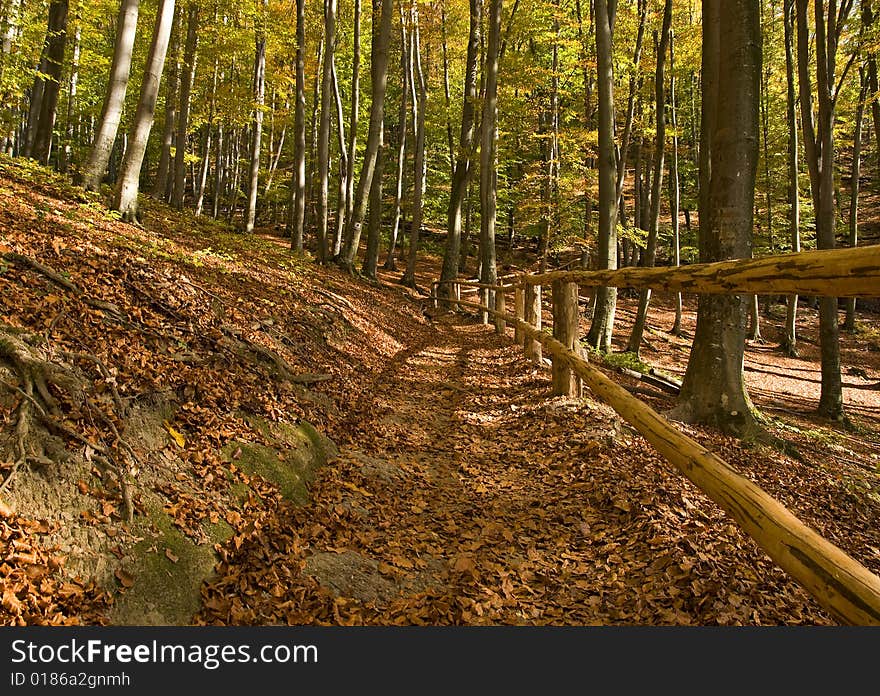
[845,70,867,332]
[440,2,454,173]
[362,121,385,279]
[402,0,427,287]
[316,0,336,260]
[345,0,361,229]
[339,0,393,268]
[627,0,672,357]
[331,58,348,255]
[780,0,800,357]
[615,0,647,215]
[112,0,176,222]
[670,0,761,438]
[30,0,69,166]
[244,3,267,234]
[438,0,480,302]
[384,10,410,272]
[59,21,80,173]
[668,27,682,336]
[795,0,848,420]
[195,57,218,217]
[172,2,198,210]
[476,0,502,309]
[152,4,179,199]
[290,0,306,251]
[584,0,617,353]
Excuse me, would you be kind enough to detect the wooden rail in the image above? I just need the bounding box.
[517,244,880,297]
[430,245,880,625]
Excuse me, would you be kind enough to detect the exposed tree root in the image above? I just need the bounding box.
[0,328,136,521]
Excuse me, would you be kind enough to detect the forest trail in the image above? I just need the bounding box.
[197,293,841,626]
[1,159,878,626]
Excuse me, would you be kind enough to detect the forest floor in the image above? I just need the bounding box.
[1,155,879,626]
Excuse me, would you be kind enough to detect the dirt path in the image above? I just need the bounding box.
[198,300,842,626]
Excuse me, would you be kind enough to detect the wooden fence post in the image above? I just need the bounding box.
[514,285,524,343]
[494,286,506,335]
[523,284,542,364]
[551,280,582,397]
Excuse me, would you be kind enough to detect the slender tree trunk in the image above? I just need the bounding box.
[112,0,177,222]
[845,70,867,332]
[307,38,323,237]
[345,0,361,228]
[59,21,79,173]
[339,0,394,268]
[195,57,218,216]
[362,121,385,279]
[30,0,69,166]
[475,0,502,312]
[671,0,761,438]
[795,0,847,420]
[172,2,198,210]
[748,294,763,341]
[152,4,179,199]
[585,0,618,353]
[384,12,410,271]
[331,58,348,254]
[316,0,336,260]
[863,2,880,178]
[669,28,682,336]
[244,2,267,233]
[615,0,647,215]
[440,2,454,173]
[402,0,427,287]
[780,0,800,357]
[438,0,480,303]
[212,122,223,219]
[290,0,306,251]
[627,0,672,356]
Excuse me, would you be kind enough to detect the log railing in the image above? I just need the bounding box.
[430,243,880,625]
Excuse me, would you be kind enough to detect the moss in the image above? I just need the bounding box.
[222,441,310,503]
[109,498,218,626]
[587,347,652,374]
[221,417,337,504]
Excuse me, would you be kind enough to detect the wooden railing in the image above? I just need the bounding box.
[431,244,880,625]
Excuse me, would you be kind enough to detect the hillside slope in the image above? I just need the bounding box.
[2,156,880,626]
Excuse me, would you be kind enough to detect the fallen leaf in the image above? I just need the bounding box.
[163,420,186,448]
[114,568,135,588]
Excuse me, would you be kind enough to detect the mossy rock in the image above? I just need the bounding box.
[222,417,338,503]
[109,497,232,626]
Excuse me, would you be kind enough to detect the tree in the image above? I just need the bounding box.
[289,0,306,252]
[584,0,618,353]
[338,0,394,270]
[172,1,198,211]
[402,0,427,288]
[478,0,502,307]
[112,0,177,222]
[779,0,800,357]
[670,0,761,438]
[795,0,852,421]
[29,0,69,166]
[627,0,673,357]
[152,4,180,200]
[438,0,481,304]
[316,0,336,261]
[244,0,267,234]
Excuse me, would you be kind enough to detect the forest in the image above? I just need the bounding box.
[0,0,879,628]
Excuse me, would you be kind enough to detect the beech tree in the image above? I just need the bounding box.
[112,0,177,222]
[670,0,761,437]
